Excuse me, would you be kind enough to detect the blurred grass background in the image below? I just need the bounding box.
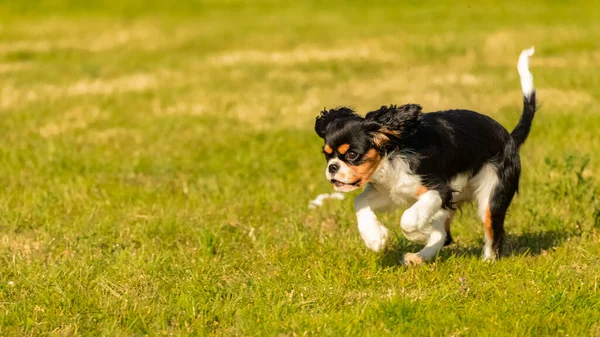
[0,0,600,336]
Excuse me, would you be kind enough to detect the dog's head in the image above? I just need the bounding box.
[315,104,422,192]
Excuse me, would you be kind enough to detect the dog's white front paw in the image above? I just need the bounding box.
[359,221,389,252]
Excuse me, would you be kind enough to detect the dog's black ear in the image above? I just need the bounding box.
[365,104,422,131]
[364,104,422,146]
[314,107,358,139]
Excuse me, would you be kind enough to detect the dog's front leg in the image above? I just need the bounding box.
[400,190,446,264]
[403,209,452,265]
[400,190,443,241]
[354,184,394,252]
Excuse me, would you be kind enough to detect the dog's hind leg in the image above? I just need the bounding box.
[474,163,519,260]
[444,211,454,246]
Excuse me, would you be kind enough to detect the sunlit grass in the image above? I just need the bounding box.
[0,1,599,336]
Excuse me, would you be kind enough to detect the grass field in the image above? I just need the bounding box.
[1,0,600,336]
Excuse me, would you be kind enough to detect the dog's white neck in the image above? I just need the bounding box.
[369,155,421,204]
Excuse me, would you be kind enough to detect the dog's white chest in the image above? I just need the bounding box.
[370,158,422,206]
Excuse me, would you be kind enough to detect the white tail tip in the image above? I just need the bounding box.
[517,46,535,98]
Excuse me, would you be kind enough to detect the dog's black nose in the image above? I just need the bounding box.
[328,163,340,174]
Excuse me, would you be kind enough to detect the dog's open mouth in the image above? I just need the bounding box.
[331,179,361,188]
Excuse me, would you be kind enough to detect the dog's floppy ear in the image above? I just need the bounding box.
[365,104,422,147]
[314,107,358,139]
[365,104,422,131]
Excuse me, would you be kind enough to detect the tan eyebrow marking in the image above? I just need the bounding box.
[337,144,350,155]
[324,145,333,154]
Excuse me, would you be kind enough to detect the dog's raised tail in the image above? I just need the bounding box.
[511,46,537,148]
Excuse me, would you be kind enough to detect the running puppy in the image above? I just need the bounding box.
[314,48,537,264]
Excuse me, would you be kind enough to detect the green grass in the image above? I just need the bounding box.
[1,0,600,335]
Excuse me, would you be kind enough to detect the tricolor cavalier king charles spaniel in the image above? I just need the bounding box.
[315,48,537,265]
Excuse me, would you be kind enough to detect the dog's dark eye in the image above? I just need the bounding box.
[346,151,359,161]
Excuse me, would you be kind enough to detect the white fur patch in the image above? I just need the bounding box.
[325,158,359,192]
[400,190,443,244]
[357,217,389,252]
[518,46,535,98]
[449,173,471,203]
[470,164,500,260]
[471,164,500,227]
[370,156,422,205]
[354,184,393,252]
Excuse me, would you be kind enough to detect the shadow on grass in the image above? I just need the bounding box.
[379,229,573,267]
